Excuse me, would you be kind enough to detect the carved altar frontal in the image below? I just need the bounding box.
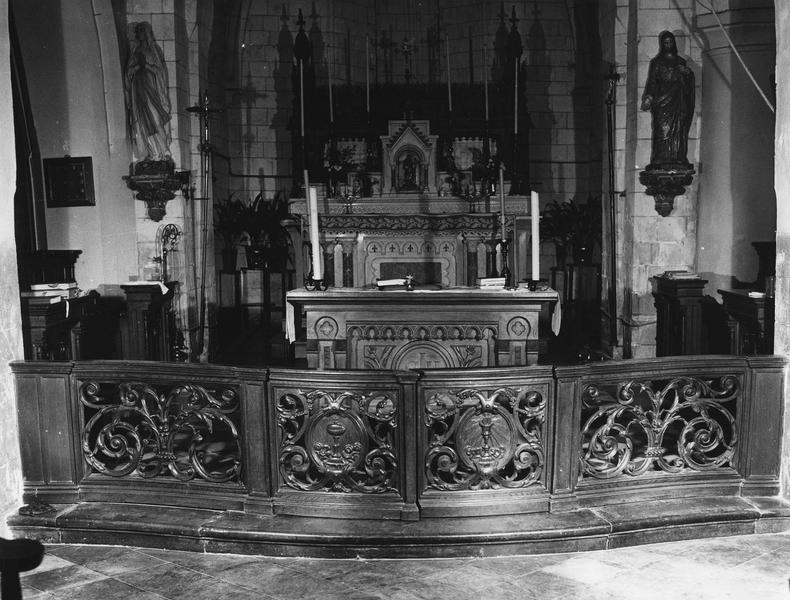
[287,287,558,370]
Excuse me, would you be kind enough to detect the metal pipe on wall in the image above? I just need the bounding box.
[605,66,620,349]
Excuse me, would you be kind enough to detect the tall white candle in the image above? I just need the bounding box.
[483,45,489,121]
[446,34,452,112]
[366,35,370,113]
[499,166,506,240]
[309,186,322,280]
[531,191,540,281]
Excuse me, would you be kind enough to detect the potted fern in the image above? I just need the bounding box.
[243,190,292,270]
[214,195,248,271]
[540,196,602,266]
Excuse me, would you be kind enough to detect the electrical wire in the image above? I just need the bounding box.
[695,0,775,114]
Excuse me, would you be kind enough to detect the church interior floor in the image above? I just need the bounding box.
[19,531,790,599]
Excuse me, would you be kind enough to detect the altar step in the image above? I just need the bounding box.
[9,495,790,559]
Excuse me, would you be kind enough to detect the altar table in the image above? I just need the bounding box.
[286,287,559,370]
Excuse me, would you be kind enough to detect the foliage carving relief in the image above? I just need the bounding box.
[79,381,241,483]
[580,376,739,480]
[424,387,545,491]
[277,388,399,493]
[350,324,495,369]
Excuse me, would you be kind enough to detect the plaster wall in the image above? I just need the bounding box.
[13,0,137,292]
[0,0,24,535]
[775,0,790,496]
[696,6,776,297]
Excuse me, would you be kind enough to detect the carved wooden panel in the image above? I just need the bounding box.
[364,237,457,287]
[423,385,546,491]
[79,380,241,483]
[579,375,739,480]
[276,387,399,494]
[348,323,496,369]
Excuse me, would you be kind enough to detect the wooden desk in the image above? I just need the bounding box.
[718,288,775,355]
[120,281,175,361]
[653,275,708,356]
[287,287,558,369]
[20,294,96,360]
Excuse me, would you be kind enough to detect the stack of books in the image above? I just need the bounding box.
[477,277,506,288]
[21,282,80,303]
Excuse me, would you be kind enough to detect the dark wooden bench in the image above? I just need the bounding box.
[0,538,44,600]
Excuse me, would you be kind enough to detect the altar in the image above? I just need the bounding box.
[287,287,559,370]
[290,117,541,290]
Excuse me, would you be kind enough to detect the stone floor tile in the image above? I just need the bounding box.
[211,562,347,600]
[25,553,78,573]
[465,553,567,577]
[539,555,626,584]
[151,548,264,573]
[511,568,594,599]
[24,534,790,600]
[287,557,368,582]
[20,563,108,593]
[46,577,169,600]
[207,559,304,589]
[114,561,268,600]
[43,544,168,575]
[735,548,790,577]
[19,586,58,599]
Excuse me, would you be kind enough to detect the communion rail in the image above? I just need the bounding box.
[8,355,789,557]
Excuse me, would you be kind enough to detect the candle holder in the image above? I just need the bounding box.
[527,279,539,292]
[304,273,328,291]
[499,239,512,288]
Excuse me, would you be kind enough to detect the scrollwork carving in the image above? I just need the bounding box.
[277,389,399,493]
[321,213,503,234]
[424,387,545,491]
[580,376,739,479]
[79,381,241,482]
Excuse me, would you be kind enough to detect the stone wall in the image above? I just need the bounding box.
[619,0,702,359]
[224,0,603,203]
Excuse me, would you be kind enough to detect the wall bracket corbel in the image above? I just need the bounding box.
[123,159,190,222]
[639,167,695,217]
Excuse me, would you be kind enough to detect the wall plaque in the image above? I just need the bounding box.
[43,156,95,207]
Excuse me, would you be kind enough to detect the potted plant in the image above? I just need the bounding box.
[540,195,602,266]
[565,195,602,264]
[243,190,292,270]
[540,199,574,268]
[213,195,248,271]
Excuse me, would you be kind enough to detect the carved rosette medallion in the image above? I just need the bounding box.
[79,381,241,482]
[315,316,338,338]
[507,317,530,338]
[277,389,399,493]
[580,375,739,479]
[424,387,545,491]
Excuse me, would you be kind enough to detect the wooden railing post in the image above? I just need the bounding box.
[740,356,786,496]
[550,365,585,512]
[396,370,420,520]
[11,361,80,506]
